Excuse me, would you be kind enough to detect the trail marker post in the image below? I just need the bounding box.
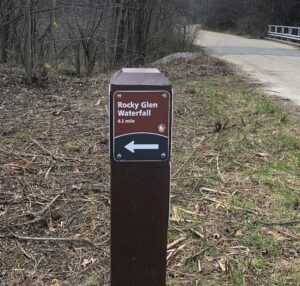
[110,68,172,286]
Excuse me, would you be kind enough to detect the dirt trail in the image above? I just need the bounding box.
[197,30,300,106]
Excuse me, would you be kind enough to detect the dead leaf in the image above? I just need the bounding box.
[4,163,22,170]
[81,257,97,268]
[91,218,96,232]
[50,279,61,286]
[13,190,23,200]
[0,205,7,216]
[48,218,56,233]
[256,152,269,158]
[218,256,230,273]
[53,110,62,116]
[235,229,243,237]
[44,167,52,180]
[96,98,101,106]
[171,206,181,222]
[262,227,285,241]
[205,255,214,262]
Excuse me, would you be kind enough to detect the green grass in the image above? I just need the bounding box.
[165,56,300,286]
[230,266,245,286]
[238,223,281,256]
[257,98,280,114]
[183,260,199,273]
[84,274,99,286]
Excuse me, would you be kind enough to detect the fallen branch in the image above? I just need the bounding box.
[177,207,203,217]
[216,155,226,184]
[0,233,101,249]
[189,228,205,239]
[255,220,300,226]
[202,197,258,214]
[0,148,29,162]
[167,244,186,264]
[200,187,228,196]
[30,138,63,161]
[17,241,34,260]
[167,268,198,278]
[184,246,211,264]
[167,236,188,250]
[30,138,81,162]
[14,189,65,226]
[184,238,224,265]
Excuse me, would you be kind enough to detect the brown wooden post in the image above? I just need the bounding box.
[110,68,172,286]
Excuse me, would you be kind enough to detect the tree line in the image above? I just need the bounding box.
[0,0,194,83]
[1,0,299,84]
[192,0,300,37]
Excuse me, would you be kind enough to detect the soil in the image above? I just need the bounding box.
[0,67,111,286]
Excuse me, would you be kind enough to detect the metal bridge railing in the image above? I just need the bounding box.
[268,25,300,43]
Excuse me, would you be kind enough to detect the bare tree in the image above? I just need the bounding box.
[24,0,33,84]
[0,0,17,63]
[0,0,197,80]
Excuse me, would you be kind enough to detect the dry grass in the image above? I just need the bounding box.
[0,69,111,286]
[160,56,300,286]
[0,55,299,286]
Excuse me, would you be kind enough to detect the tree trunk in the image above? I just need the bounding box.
[50,0,57,63]
[75,45,81,76]
[1,23,8,63]
[113,0,124,66]
[25,0,33,84]
[1,39,8,63]
[0,0,13,63]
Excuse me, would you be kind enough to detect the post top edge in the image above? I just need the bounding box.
[110,68,171,86]
[122,68,160,74]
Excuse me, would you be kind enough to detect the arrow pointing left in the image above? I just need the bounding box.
[125,141,159,153]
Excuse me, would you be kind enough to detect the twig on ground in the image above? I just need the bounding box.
[37,190,65,216]
[0,148,29,162]
[167,244,186,264]
[14,189,65,226]
[167,268,198,278]
[17,241,35,260]
[255,220,300,226]
[200,187,228,196]
[177,207,204,217]
[202,197,258,214]
[189,228,205,239]
[184,246,211,264]
[184,238,224,265]
[0,233,101,249]
[30,138,63,161]
[30,138,81,162]
[216,155,226,184]
[192,178,202,193]
[167,236,188,250]
[172,136,205,178]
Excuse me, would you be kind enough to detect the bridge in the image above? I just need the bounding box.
[268,25,300,44]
